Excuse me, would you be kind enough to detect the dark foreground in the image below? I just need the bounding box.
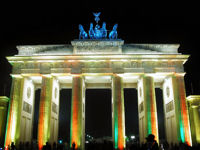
[1,141,200,150]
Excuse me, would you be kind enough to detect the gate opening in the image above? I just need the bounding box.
[124,88,139,143]
[155,88,166,141]
[85,89,112,142]
[59,89,72,144]
[32,89,41,140]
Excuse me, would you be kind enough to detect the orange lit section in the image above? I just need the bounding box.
[38,95,45,150]
[38,76,53,150]
[150,83,158,143]
[177,75,192,146]
[70,75,84,150]
[143,76,159,143]
[4,101,13,147]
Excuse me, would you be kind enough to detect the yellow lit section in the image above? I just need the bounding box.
[187,95,200,145]
[4,76,24,147]
[70,75,85,150]
[0,96,9,146]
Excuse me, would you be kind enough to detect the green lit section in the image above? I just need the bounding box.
[142,76,158,142]
[145,77,152,134]
[173,76,184,142]
[4,96,11,147]
[114,106,118,149]
[172,75,191,145]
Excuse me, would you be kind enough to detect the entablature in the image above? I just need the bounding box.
[7,54,188,75]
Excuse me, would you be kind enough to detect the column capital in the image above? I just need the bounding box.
[0,96,9,108]
[0,96,9,103]
[187,95,200,107]
[112,73,122,78]
[164,73,186,78]
[10,74,23,78]
[41,74,53,78]
[138,74,154,78]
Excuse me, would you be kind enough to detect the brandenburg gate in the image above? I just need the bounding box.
[3,39,195,149]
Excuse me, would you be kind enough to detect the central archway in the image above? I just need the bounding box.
[85,89,112,145]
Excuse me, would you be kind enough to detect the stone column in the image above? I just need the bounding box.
[163,74,192,146]
[70,75,85,150]
[50,78,60,144]
[38,75,60,149]
[0,96,9,147]
[4,76,24,147]
[137,75,159,143]
[112,75,125,150]
[187,95,200,145]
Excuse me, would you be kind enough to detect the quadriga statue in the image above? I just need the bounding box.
[79,24,88,39]
[109,24,118,39]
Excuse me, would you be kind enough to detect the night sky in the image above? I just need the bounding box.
[1,1,200,142]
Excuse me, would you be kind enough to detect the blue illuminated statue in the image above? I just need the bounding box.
[101,22,107,39]
[89,23,95,39]
[79,24,88,39]
[94,24,102,39]
[109,24,118,39]
[93,12,101,24]
[78,12,118,39]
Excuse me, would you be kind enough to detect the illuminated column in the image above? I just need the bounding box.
[137,75,159,143]
[4,76,24,147]
[187,95,200,145]
[0,96,9,147]
[70,75,85,150]
[38,75,60,150]
[50,77,60,144]
[163,74,192,146]
[112,75,125,150]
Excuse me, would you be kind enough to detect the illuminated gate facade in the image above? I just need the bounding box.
[4,40,193,149]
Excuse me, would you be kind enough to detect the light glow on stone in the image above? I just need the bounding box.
[173,74,192,146]
[4,77,23,147]
[70,76,84,149]
[38,76,53,150]
[143,76,159,143]
[112,75,125,149]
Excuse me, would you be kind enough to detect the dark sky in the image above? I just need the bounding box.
[1,1,200,95]
[1,1,200,141]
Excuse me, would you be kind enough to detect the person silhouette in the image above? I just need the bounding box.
[11,142,16,150]
[72,142,76,150]
[145,134,159,150]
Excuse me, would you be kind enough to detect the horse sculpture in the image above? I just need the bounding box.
[78,12,119,40]
[109,24,118,39]
[89,23,95,39]
[101,22,107,39]
[79,24,88,39]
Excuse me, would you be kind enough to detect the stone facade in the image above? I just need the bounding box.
[3,40,195,149]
